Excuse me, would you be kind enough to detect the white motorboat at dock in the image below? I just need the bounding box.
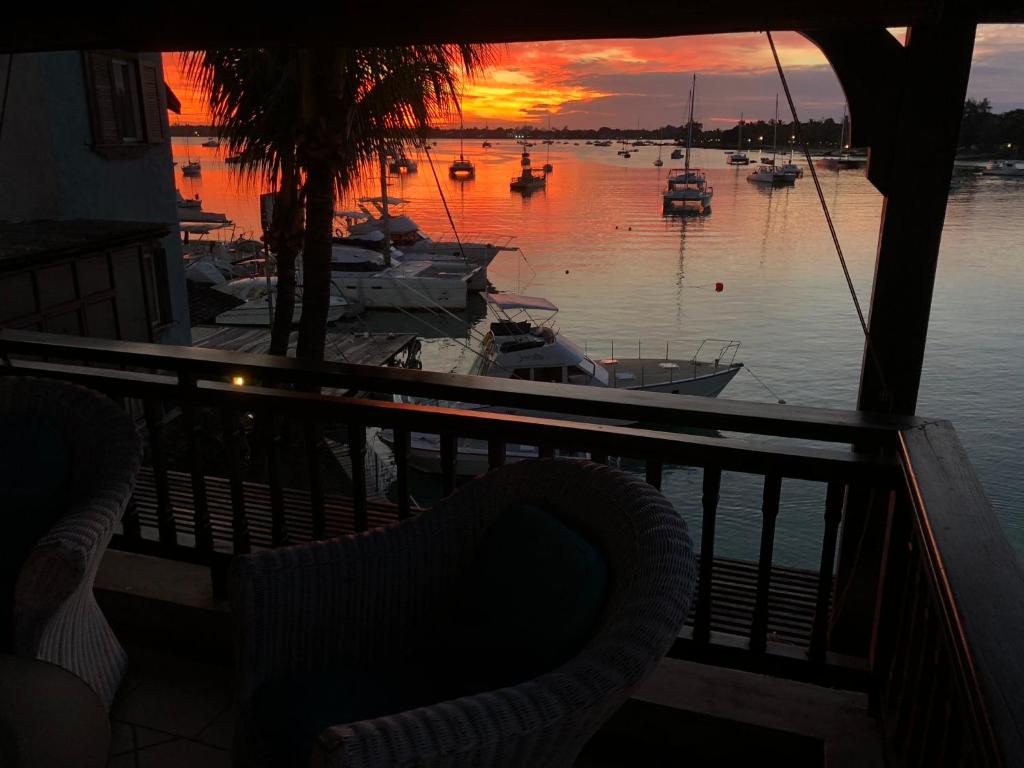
[384,292,743,474]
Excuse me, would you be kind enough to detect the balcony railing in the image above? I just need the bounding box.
[1,328,1021,765]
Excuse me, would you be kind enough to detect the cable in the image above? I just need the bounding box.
[765,31,890,408]
[0,54,14,150]
[744,365,787,405]
[422,144,468,263]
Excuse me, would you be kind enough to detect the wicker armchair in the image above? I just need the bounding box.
[232,459,695,767]
[0,376,141,709]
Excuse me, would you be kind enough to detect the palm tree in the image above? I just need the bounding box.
[184,45,491,361]
[183,50,304,356]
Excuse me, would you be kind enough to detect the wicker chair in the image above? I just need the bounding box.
[0,376,141,709]
[232,459,696,767]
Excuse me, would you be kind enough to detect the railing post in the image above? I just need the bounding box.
[810,481,844,663]
[750,473,782,654]
[143,398,176,547]
[393,428,411,520]
[348,423,368,533]
[693,467,721,646]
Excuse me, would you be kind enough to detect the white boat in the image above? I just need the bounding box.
[389,293,742,474]
[339,200,514,269]
[330,241,488,292]
[202,137,219,148]
[981,160,1024,177]
[181,161,201,177]
[213,276,358,326]
[663,75,712,214]
[328,260,478,310]
[176,190,201,209]
[728,113,751,165]
[748,96,792,186]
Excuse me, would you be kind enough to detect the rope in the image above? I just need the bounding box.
[744,364,787,404]
[765,31,890,407]
[422,144,469,263]
[0,54,13,150]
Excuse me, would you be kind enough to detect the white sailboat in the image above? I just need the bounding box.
[748,96,791,186]
[663,74,713,214]
[543,115,554,172]
[728,113,750,165]
[181,135,201,176]
[448,112,475,179]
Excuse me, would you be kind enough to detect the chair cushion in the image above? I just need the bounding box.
[447,503,609,684]
[0,412,73,650]
[250,504,609,766]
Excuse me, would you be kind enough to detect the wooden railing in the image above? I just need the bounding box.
[872,421,1024,767]
[2,329,1022,764]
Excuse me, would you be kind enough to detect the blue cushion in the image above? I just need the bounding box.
[250,504,608,766]
[0,412,72,650]
[450,503,609,679]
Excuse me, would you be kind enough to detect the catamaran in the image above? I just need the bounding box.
[663,74,713,214]
[748,95,791,186]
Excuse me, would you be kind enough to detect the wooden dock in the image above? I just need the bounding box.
[124,467,819,648]
[190,325,417,368]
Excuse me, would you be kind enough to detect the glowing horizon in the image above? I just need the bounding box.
[163,27,1024,130]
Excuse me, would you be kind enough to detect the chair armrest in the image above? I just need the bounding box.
[232,510,470,701]
[313,673,615,768]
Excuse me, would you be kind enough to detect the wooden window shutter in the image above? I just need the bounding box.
[84,52,119,146]
[138,61,164,143]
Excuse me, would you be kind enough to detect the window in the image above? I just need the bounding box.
[110,59,141,142]
[84,52,164,151]
[141,246,173,329]
[535,366,564,383]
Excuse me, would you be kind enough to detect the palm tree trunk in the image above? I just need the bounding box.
[268,152,301,356]
[268,250,297,355]
[296,158,334,361]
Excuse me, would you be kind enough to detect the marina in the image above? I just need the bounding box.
[172,134,1024,563]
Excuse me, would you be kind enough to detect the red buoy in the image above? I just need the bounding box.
[715,282,725,292]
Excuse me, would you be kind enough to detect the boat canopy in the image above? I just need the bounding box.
[358,196,408,205]
[485,293,559,312]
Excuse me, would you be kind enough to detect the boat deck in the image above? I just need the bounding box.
[596,358,740,389]
[191,325,417,368]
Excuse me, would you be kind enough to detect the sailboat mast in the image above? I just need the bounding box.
[772,94,779,163]
[738,112,743,151]
[684,74,695,174]
[379,153,392,267]
[840,107,847,153]
[460,112,465,160]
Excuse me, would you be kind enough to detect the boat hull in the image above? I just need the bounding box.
[330,275,469,309]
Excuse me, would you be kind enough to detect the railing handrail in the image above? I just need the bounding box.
[898,421,1024,766]
[2,356,901,486]
[0,329,921,446]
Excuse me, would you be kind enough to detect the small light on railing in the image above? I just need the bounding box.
[232,375,246,387]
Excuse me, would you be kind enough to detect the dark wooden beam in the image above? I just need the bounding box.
[858,21,976,416]
[0,5,1020,52]
[800,28,905,195]
[830,20,977,659]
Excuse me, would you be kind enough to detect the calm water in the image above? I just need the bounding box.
[174,138,1024,566]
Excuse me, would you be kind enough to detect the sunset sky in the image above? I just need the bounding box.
[164,26,1024,129]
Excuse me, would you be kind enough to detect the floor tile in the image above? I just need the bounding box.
[136,739,231,768]
[194,704,235,750]
[109,720,135,756]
